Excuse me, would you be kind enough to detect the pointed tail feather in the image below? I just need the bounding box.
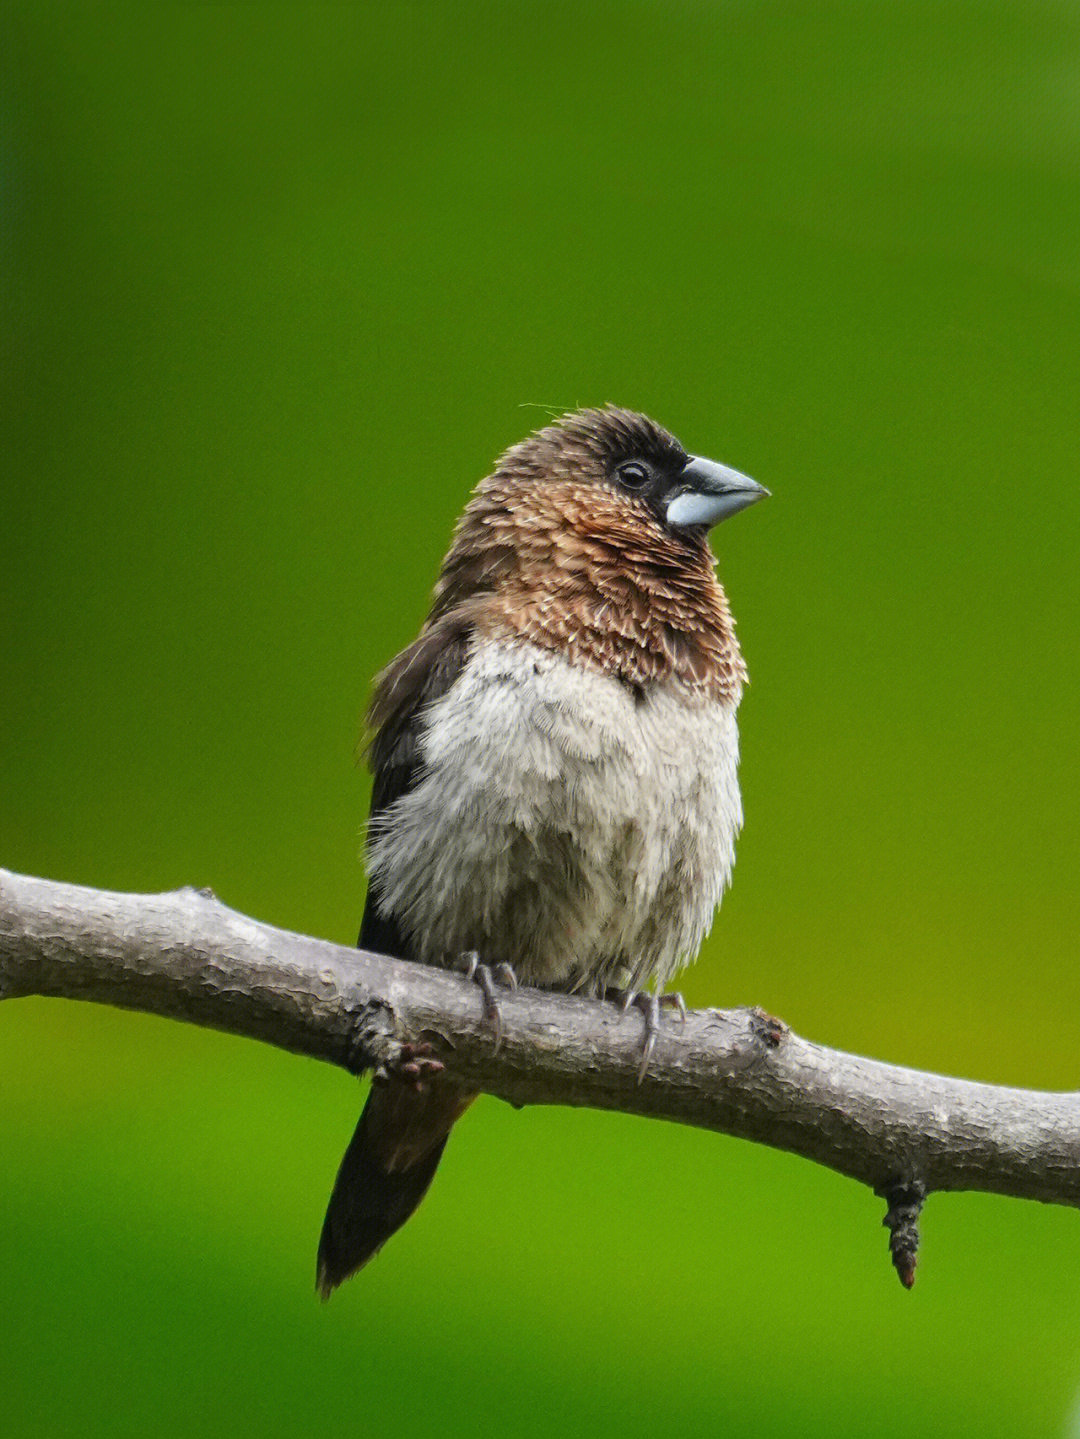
[316,1077,475,1298]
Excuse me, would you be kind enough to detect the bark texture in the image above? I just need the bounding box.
[2,867,1079,1262]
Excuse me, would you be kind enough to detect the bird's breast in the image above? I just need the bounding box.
[366,638,743,990]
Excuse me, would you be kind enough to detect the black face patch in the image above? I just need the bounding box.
[609,452,689,517]
[588,411,691,523]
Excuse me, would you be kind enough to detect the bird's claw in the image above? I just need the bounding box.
[373,1041,446,1092]
[605,987,686,1083]
[457,952,518,1054]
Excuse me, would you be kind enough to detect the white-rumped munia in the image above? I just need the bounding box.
[317,407,767,1297]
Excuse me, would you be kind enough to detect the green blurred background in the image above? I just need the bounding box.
[4,2,1080,1435]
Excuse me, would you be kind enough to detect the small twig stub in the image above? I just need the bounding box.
[877,1179,927,1289]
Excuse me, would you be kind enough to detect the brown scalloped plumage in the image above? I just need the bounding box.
[417,408,746,704]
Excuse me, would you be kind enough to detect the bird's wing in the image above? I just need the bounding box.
[358,607,476,957]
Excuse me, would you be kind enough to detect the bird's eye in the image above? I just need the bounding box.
[616,461,650,490]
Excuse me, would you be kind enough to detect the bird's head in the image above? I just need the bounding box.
[427,407,765,698]
[490,406,768,539]
[433,406,767,610]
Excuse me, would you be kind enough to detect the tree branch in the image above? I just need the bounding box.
[2,867,1078,1285]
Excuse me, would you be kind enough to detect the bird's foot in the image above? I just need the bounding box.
[373,1041,446,1092]
[749,1006,786,1049]
[458,952,518,1054]
[605,987,687,1084]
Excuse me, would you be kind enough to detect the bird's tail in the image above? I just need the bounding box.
[316,1074,476,1299]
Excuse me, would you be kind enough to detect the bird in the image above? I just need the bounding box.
[316,405,767,1298]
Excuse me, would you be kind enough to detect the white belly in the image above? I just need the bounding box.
[366,639,742,991]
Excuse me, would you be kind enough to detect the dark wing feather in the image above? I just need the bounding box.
[358,608,476,957]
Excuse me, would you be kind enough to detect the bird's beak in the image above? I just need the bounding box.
[666,456,770,529]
